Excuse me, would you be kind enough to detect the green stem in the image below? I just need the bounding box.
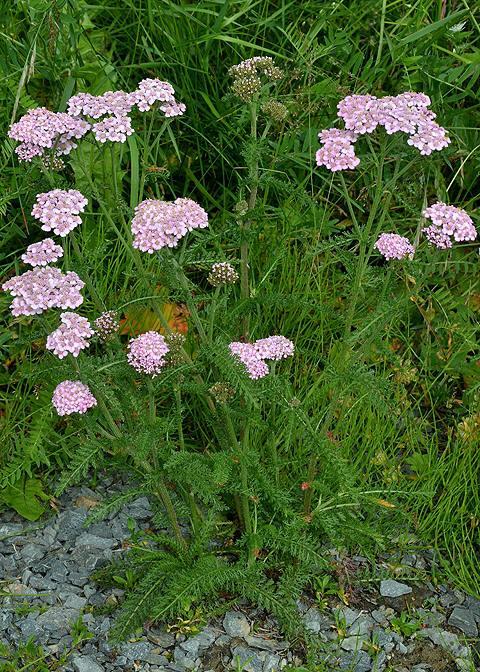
[240,100,259,339]
[156,475,187,551]
[70,234,105,313]
[146,377,156,424]
[208,286,221,343]
[174,386,202,533]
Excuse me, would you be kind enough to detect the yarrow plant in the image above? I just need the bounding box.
[5,63,478,646]
[127,331,170,376]
[131,198,209,252]
[422,202,477,249]
[52,380,97,416]
[31,189,88,237]
[374,233,415,261]
[229,335,295,379]
[316,92,450,171]
[46,312,94,359]
[9,78,185,162]
[2,266,84,316]
[21,238,64,267]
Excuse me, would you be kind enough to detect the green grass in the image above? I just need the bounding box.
[0,0,479,608]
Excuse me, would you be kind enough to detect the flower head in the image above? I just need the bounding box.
[207,262,239,287]
[229,342,269,380]
[92,115,134,143]
[94,311,118,340]
[2,266,84,316]
[318,92,450,172]
[31,189,88,237]
[130,79,186,115]
[46,312,93,359]
[254,335,295,360]
[229,57,282,102]
[374,233,415,260]
[67,90,135,119]
[131,197,208,253]
[422,202,477,249]
[127,331,170,376]
[21,238,64,267]
[8,107,90,162]
[52,380,97,416]
[315,128,360,172]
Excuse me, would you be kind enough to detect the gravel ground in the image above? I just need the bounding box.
[0,477,479,672]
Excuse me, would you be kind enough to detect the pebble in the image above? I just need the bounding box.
[72,656,104,672]
[447,605,478,637]
[0,481,477,672]
[380,579,412,598]
[223,610,250,637]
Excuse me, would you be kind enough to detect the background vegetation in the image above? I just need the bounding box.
[1,0,479,610]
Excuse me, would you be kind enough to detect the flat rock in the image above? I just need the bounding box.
[75,533,116,549]
[72,656,104,672]
[230,645,264,672]
[303,606,331,634]
[120,641,153,662]
[223,610,250,637]
[380,579,412,598]
[337,650,372,672]
[447,605,478,637]
[333,607,360,627]
[37,607,80,632]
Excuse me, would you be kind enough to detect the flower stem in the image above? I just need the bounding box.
[240,100,259,339]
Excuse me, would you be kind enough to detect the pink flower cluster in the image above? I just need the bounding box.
[21,238,64,267]
[229,335,295,379]
[131,198,209,253]
[374,233,415,260]
[10,79,185,161]
[2,266,84,316]
[315,129,359,172]
[32,189,88,237]
[52,380,97,416]
[130,79,186,116]
[8,107,90,162]
[422,202,477,249]
[127,331,170,376]
[46,312,94,359]
[317,92,450,171]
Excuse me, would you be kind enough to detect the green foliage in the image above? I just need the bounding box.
[1,0,479,650]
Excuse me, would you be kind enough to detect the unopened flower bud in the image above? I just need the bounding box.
[165,332,186,366]
[209,382,235,404]
[94,311,118,340]
[207,262,239,287]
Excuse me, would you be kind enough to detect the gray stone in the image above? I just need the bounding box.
[64,594,87,610]
[244,636,281,651]
[231,645,264,672]
[181,628,217,655]
[29,575,56,591]
[379,579,412,598]
[333,607,360,627]
[69,573,89,587]
[19,615,43,639]
[447,605,478,637]
[72,656,104,672]
[37,607,80,632]
[416,607,445,627]
[371,609,389,627]
[396,641,408,654]
[422,628,469,659]
[21,543,46,564]
[223,610,250,637]
[347,616,374,636]
[121,641,153,662]
[75,533,116,549]
[439,591,458,608]
[302,606,331,634]
[341,636,365,652]
[57,509,88,541]
[263,653,282,671]
[173,647,198,669]
[337,650,372,672]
